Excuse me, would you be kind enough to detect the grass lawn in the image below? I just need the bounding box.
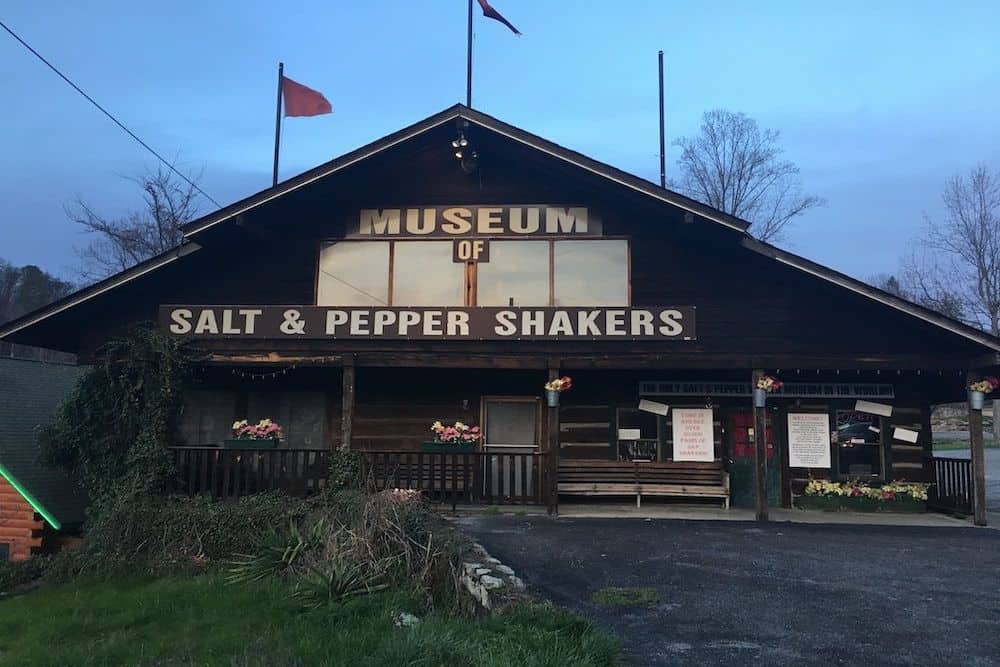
[0,576,619,666]
[933,439,999,451]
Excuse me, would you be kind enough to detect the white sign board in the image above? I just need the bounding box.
[893,427,919,444]
[787,413,832,469]
[672,408,714,462]
[855,400,893,417]
[638,399,670,416]
[617,428,641,440]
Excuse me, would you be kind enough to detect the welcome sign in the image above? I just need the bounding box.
[159,306,696,341]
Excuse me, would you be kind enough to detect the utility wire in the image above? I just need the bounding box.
[0,19,222,209]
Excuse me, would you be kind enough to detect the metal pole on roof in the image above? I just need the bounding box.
[658,50,666,188]
[467,0,474,107]
[273,62,285,187]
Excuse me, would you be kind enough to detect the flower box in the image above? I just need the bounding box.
[223,438,280,450]
[420,442,476,454]
[794,494,926,513]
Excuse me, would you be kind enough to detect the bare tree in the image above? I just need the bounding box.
[68,166,200,281]
[673,110,823,242]
[903,163,1000,439]
[905,164,1000,334]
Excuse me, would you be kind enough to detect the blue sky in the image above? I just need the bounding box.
[2,0,998,281]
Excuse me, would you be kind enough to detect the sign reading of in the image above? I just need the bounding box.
[353,206,600,238]
[160,306,695,341]
[452,239,489,263]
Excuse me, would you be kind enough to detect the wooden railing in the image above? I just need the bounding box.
[360,450,548,507]
[926,455,973,515]
[170,447,329,500]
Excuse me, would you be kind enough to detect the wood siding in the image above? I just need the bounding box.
[0,477,43,561]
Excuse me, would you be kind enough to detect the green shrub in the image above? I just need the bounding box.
[47,492,316,580]
[0,557,49,595]
[325,449,366,492]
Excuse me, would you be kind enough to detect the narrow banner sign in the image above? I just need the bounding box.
[159,306,696,341]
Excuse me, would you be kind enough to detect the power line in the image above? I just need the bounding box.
[0,19,222,209]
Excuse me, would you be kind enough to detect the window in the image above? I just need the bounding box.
[317,241,389,306]
[179,391,236,446]
[316,238,630,307]
[554,240,628,306]
[392,242,465,306]
[477,241,550,306]
[835,410,882,478]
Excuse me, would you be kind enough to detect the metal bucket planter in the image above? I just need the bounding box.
[969,390,986,410]
[545,389,561,407]
[752,388,768,408]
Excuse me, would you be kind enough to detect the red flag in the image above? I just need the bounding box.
[281,77,332,117]
[477,0,521,35]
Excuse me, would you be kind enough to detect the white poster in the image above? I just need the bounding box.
[618,428,641,440]
[893,427,919,444]
[855,400,893,417]
[638,399,670,416]
[787,413,832,469]
[672,408,715,462]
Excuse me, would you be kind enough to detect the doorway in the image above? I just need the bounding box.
[728,409,781,508]
[482,397,541,499]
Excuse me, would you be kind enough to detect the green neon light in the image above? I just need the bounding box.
[0,462,61,530]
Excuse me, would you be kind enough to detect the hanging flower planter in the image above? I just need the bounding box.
[753,374,782,408]
[967,377,999,410]
[543,376,573,407]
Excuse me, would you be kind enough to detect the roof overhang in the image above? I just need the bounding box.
[742,237,1000,353]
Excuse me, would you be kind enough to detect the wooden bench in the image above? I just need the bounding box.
[558,460,729,508]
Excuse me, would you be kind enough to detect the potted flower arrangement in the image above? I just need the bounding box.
[422,421,482,453]
[224,418,283,449]
[968,376,999,410]
[753,374,783,408]
[796,478,930,512]
[543,376,573,407]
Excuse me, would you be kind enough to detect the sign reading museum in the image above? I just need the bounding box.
[351,206,601,238]
[159,306,696,341]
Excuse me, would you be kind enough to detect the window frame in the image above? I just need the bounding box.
[315,237,632,307]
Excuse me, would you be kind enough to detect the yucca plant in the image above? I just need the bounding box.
[291,561,390,609]
[227,519,327,584]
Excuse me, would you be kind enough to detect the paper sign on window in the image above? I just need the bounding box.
[671,408,714,462]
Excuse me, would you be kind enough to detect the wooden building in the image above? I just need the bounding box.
[1,105,995,522]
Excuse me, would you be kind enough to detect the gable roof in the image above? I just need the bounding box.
[181,103,750,238]
[1,103,999,356]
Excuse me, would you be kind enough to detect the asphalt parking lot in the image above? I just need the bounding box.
[458,516,1000,666]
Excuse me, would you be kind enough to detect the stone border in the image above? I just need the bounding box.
[460,542,526,610]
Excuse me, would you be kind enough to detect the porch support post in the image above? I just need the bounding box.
[752,369,769,522]
[547,362,560,516]
[967,371,988,526]
[340,356,355,452]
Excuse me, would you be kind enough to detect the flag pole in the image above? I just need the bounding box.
[466,0,473,107]
[273,62,284,187]
[658,50,666,188]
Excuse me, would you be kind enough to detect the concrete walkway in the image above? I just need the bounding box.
[554,503,974,527]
